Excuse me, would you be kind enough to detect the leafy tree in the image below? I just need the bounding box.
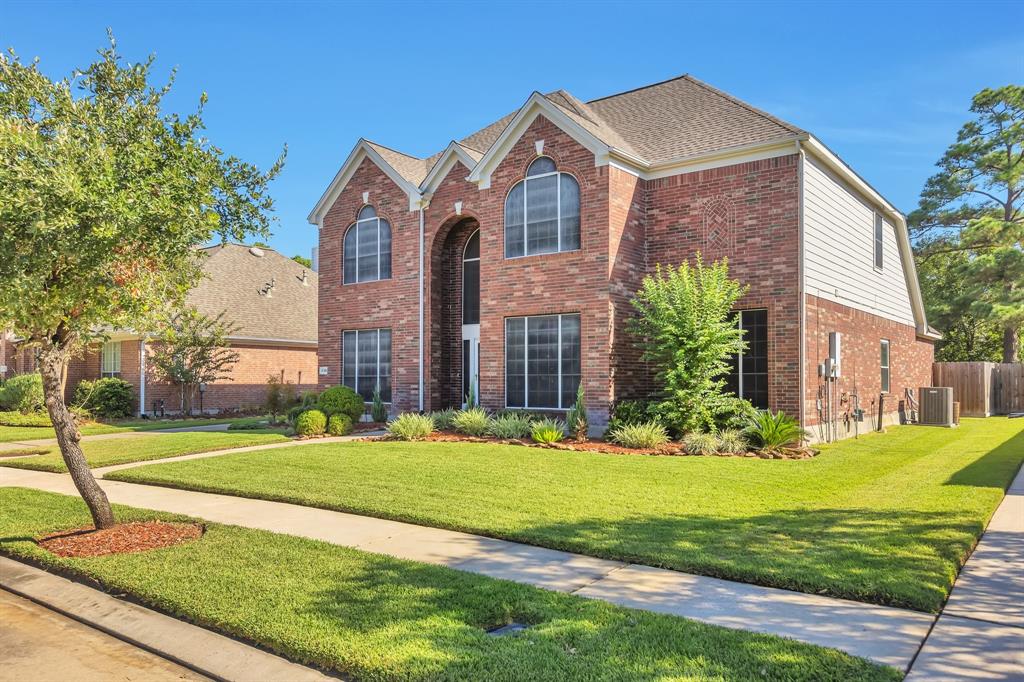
[292,254,312,268]
[0,37,283,528]
[150,309,241,416]
[910,86,1023,362]
[628,255,750,436]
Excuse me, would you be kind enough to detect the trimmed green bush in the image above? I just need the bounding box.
[488,412,533,440]
[295,409,327,437]
[0,410,51,427]
[682,431,719,455]
[609,420,669,449]
[73,377,134,419]
[452,407,491,437]
[318,386,364,421]
[387,413,435,441]
[327,413,354,437]
[430,408,457,431]
[0,373,44,413]
[717,428,748,454]
[745,410,806,451]
[531,417,565,444]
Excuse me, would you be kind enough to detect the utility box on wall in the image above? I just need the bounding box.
[919,386,956,427]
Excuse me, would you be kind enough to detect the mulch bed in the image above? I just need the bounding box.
[37,521,204,557]
[379,431,817,459]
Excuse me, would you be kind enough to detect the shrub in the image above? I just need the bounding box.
[682,431,719,455]
[388,413,435,441]
[73,377,134,419]
[370,384,388,422]
[294,409,327,437]
[564,383,588,441]
[0,373,44,413]
[605,400,657,438]
[327,413,354,436]
[716,428,748,454]
[628,256,749,436]
[488,412,534,440]
[531,417,565,444]
[452,407,491,437]
[745,410,806,451]
[318,386,364,421]
[430,408,457,431]
[299,391,319,408]
[0,410,51,427]
[609,420,669,449]
[264,375,298,422]
[286,404,307,425]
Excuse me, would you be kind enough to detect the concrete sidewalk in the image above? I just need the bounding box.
[0,465,935,669]
[906,466,1024,680]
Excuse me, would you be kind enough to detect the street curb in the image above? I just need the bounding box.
[0,556,335,682]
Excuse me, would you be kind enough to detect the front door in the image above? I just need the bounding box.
[462,230,480,406]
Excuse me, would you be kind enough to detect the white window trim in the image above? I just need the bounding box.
[504,159,581,259]
[504,313,579,410]
[100,341,121,378]
[873,212,884,272]
[343,209,391,285]
[342,328,392,403]
[880,338,891,393]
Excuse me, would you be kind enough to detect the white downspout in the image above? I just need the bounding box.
[796,140,807,435]
[138,338,147,417]
[418,206,425,412]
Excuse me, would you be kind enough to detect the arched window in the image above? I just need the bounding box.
[343,206,391,283]
[504,157,580,258]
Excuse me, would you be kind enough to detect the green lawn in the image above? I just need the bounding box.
[109,418,1024,612]
[1,431,289,472]
[0,488,895,681]
[0,416,267,443]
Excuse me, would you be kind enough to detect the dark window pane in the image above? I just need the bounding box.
[874,214,884,269]
[560,315,581,408]
[506,318,525,407]
[526,175,558,255]
[464,230,479,260]
[527,316,559,407]
[356,222,378,282]
[358,205,377,220]
[343,226,357,284]
[527,156,556,176]
[356,329,378,400]
[737,309,769,409]
[463,259,479,325]
[342,331,356,390]
[378,330,391,402]
[505,183,525,258]
[559,174,580,251]
[378,220,391,280]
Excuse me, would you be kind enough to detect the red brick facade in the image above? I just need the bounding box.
[317,114,933,433]
[65,340,318,415]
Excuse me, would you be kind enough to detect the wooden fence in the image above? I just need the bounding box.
[932,362,1024,417]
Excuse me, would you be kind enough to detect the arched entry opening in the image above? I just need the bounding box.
[429,216,480,410]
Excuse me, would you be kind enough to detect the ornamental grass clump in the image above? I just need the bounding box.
[452,407,491,437]
[488,412,534,440]
[531,417,566,444]
[682,431,718,456]
[745,410,806,452]
[430,408,457,431]
[716,428,748,454]
[609,420,670,449]
[387,413,435,441]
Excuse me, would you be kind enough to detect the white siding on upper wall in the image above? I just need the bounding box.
[802,154,915,325]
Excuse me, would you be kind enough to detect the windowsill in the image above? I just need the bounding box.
[342,277,393,287]
[503,247,582,262]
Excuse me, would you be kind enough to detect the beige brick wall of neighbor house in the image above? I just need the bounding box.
[66,341,318,414]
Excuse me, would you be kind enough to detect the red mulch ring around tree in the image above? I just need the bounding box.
[377,432,818,459]
[37,521,204,558]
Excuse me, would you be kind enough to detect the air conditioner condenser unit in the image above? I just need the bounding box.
[919,387,956,427]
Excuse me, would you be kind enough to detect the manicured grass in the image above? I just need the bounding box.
[0,416,267,443]
[1,431,289,472]
[0,488,896,681]
[110,418,1024,612]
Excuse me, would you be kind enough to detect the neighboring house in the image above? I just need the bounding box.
[62,244,319,415]
[309,74,938,437]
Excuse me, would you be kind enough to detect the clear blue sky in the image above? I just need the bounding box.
[3,1,1022,260]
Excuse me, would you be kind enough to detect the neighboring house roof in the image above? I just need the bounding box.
[188,244,318,345]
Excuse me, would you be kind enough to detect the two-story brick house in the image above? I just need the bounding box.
[310,75,938,438]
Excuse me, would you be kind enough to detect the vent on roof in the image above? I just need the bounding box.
[249,247,265,257]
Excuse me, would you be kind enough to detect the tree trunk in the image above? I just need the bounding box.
[1003,326,1020,364]
[38,342,116,529]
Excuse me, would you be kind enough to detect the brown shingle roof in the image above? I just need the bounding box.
[189,244,317,343]
[365,141,431,186]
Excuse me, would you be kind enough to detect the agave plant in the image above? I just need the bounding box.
[744,410,806,451]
